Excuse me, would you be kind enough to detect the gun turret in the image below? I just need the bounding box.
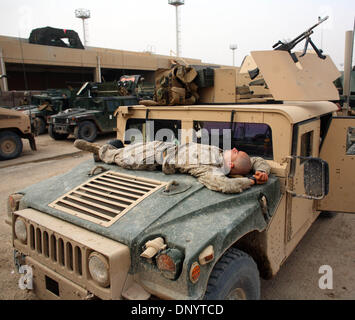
[273,16,329,63]
[248,16,329,80]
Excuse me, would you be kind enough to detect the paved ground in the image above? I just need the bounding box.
[0,132,115,169]
[0,133,354,300]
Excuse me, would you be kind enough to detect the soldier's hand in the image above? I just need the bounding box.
[254,171,268,184]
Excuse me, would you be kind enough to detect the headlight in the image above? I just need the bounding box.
[88,252,110,287]
[14,218,27,243]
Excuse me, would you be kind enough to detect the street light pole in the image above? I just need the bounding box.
[168,0,185,57]
[230,44,238,66]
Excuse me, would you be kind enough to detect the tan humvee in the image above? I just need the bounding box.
[0,107,36,160]
[8,50,355,300]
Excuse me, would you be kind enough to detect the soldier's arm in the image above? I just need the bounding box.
[250,157,271,174]
[194,167,254,194]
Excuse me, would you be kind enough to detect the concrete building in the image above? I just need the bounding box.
[0,34,205,92]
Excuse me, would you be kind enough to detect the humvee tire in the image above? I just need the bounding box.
[77,121,97,142]
[319,211,337,219]
[48,124,69,140]
[0,131,23,160]
[204,248,260,300]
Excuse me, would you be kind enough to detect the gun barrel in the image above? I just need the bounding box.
[308,16,329,32]
[273,16,328,51]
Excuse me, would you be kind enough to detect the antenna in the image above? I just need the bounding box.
[75,8,90,47]
[168,0,185,57]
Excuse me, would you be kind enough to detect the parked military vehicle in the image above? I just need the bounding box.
[0,107,36,160]
[19,89,75,135]
[48,95,138,142]
[78,76,154,100]
[7,18,355,300]
[47,76,153,142]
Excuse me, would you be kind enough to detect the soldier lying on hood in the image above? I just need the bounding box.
[74,139,270,194]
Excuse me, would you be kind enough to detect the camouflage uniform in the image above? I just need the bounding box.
[99,141,271,194]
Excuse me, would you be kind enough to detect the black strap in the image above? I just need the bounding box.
[247,175,257,184]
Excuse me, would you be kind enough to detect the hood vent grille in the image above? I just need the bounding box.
[49,171,166,227]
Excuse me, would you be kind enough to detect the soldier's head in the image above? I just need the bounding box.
[223,148,252,175]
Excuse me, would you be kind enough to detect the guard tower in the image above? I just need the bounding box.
[75,8,91,47]
[168,0,185,57]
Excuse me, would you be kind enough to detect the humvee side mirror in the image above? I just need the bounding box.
[288,156,329,200]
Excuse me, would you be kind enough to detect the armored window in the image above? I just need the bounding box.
[346,127,355,155]
[300,131,313,162]
[193,121,273,159]
[125,119,181,145]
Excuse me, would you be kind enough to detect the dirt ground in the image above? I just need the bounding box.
[0,134,354,300]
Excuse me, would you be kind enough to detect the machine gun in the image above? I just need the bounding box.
[249,16,329,80]
[273,16,329,62]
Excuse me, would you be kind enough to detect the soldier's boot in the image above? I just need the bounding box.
[74,139,101,155]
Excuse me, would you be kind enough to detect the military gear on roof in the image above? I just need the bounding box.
[140,63,200,106]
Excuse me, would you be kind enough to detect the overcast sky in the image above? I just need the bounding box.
[0,0,354,69]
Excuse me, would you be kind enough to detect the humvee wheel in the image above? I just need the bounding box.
[0,131,23,160]
[319,211,337,219]
[48,125,69,140]
[204,247,260,300]
[77,121,97,142]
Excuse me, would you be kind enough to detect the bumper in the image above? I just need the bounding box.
[13,208,131,300]
[25,256,90,300]
[53,124,71,134]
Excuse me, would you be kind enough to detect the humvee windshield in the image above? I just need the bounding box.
[194,121,273,159]
[124,118,273,159]
[125,118,181,144]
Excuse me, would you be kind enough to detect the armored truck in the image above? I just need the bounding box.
[47,77,153,142]
[22,89,75,135]
[6,49,355,300]
[48,95,139,142]
[0,107,36,160]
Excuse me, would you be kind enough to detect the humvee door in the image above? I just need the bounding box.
[318,117,355,213]
[250,50,340,101]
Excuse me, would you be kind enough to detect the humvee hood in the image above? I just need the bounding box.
[18,160,281,248]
